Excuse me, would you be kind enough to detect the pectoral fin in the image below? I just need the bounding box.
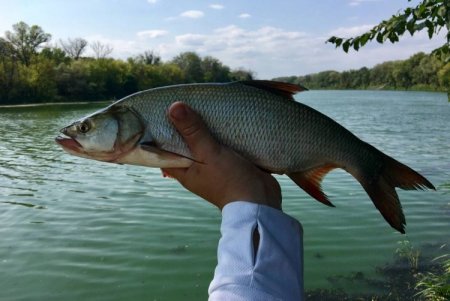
[139,143,194,167]
[288,164,338,207]
[115,143,193,168]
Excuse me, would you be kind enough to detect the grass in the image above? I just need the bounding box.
[415,253,450,301]
[305,241,449,301]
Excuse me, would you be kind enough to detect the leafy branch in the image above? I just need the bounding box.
[327,0,449,61]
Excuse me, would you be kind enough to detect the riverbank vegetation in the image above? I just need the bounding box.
[274,52,449,91]
[306,241,449,301]
[1,21,448,105]
[0,22,253,105]
[327,0,449,61]
[319,0,449,95]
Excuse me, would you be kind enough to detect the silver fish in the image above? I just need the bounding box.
[56,80,434,233]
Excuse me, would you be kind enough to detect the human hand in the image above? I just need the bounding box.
[161,102,282,210]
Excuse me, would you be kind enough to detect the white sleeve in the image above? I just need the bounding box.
[208,201,304,301]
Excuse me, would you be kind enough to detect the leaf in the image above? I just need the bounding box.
[415,3,427,18]
[397,21,407,35]
[388,32,399,43]
[342,40,351,53]
[353,37,360,51]
[335,38,343,47]
[436,16,445,26]
[407,20,416,35]
[425,20,434,38]
[427,26,434,39]
[437,5,446,18]
[376,32,384,43]
[404,7,412,17]
[327,36,337,43]
[360,33,370,46]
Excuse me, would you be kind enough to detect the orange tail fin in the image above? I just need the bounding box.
[288,155,434,234]
[358,154,434,234]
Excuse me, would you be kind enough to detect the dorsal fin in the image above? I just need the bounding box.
[240,80,307,99]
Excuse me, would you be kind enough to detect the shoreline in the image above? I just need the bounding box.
[1,89,447,108]
[0,100,111,108]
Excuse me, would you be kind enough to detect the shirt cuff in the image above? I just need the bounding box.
[208,201,304,301]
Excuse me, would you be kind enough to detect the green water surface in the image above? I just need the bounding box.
[0,90,449,300]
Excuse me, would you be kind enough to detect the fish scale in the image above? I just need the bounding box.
[118,82,306,171]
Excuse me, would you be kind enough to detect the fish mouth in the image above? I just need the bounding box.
[55,134,82,153]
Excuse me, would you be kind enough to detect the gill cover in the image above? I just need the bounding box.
[74,113,119,152]
[112,106,146,148]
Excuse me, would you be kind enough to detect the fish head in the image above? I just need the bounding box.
[55,106,145,162]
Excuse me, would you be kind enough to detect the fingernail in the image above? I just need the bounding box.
[170,104,188,121]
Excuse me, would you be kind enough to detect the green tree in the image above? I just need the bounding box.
[392,61,413,89]
[352,67,371,88]
[55,60,94,100]
[128,62,184,90]
[412,52,443,88]
[437,62,450,89]
[229,68,254,81]
[3,21,51,66]
[171,51,204,83]
[201,56,231,82]
[5,56,57,103]
[27,56,58,101]
[327,0,449,61]
[0,39,18,102]
[87,58,130,99]
[40,46,70,65]
[312,71,341,88]
[339,71,352,89]
[370,61,397,88]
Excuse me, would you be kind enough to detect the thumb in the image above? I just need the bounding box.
[168,102,220,160]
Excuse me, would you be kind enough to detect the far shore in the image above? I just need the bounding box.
[1,88,448,108]
[0,100,111,108]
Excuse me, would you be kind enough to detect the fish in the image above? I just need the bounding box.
[55,80,435,233]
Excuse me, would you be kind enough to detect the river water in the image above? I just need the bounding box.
[0,90,449,300]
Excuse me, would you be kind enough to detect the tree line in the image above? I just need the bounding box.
[1,22,448,105]
[0,22,253,105]
[274,52,449,92]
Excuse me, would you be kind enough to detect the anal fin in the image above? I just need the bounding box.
[288,164,337,207]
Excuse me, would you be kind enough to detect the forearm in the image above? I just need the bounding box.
[209,201,304,301]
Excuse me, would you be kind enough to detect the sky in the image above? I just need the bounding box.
[0,0,445,79]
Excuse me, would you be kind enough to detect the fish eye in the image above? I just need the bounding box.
[78,121,91,134]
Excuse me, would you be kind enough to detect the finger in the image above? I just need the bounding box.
[168,102,220,160]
